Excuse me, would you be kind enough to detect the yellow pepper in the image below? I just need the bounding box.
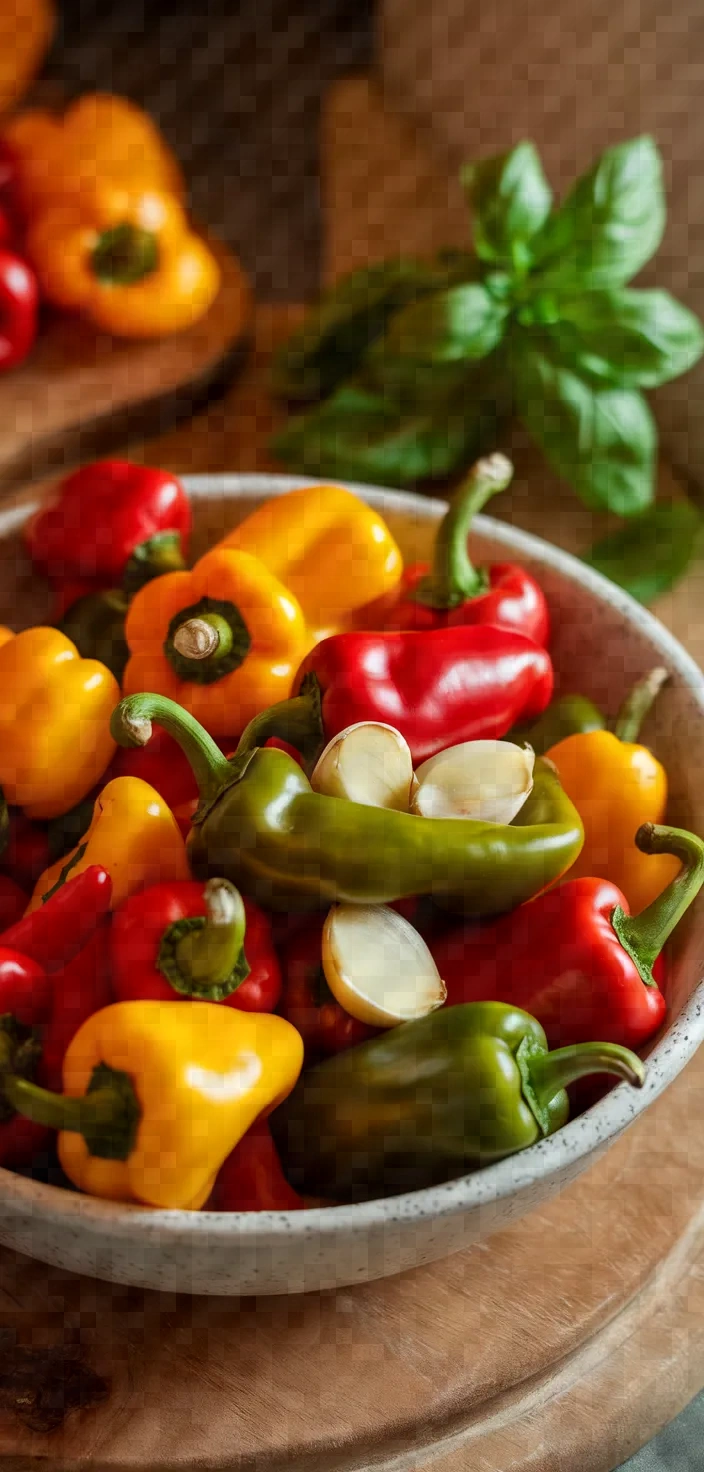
[0,1000,303,1209]
[28,776,189,912]
[122,547,310,738]
[0,626,118,820]
[5,92,184,218]
[546,669,679,913]
[26,183,220,338]
[215,483,403,642]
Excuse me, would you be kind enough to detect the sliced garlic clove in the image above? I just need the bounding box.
[311,722,414,811]
[411,740,535,824]
[322,902,447,1028]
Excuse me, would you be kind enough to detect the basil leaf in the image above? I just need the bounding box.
[270,377,506,486]
[379,284,508,362]
[583,500,703,603]
[512,336,656,515]
[530,136,665,289]
[461,142,553,268]
[542,289,704,388]
[271,255,478,401]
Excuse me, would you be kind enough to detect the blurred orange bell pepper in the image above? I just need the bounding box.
[0,0,54,119]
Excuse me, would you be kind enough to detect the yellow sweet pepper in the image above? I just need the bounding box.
[0,626,118,820]
[215,483,403,642]
[28,776,189,912]
[0,1000,304,1209]
[122,546,310,738]
[26,183,220,338]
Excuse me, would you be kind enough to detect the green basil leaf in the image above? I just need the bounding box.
[270,376,507,487]
[512,336,656,515]
[461,142,553,268]
[583,500,703,602]
[379,284,507,363]
[543,288,704,388]
[530,136,665,289]
[270,255,478,401]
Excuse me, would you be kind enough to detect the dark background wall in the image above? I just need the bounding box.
[44,0,374,299]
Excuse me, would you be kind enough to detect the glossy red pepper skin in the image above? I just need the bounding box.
[0,947,53,1168]
[297,626,554,765]
[25,459,192,583]
[383,562,550,644]
[0,865,112,972]
[0,249,38,371]
[431,877,667,1050]
[281,918,377,1060]
[0,874,28,929]
[211,1119,305,1211]
[38,924,114,1094]
[111,880,282,1013]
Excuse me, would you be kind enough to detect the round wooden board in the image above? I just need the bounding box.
[0,1034,702,1471]
[0,232,251,497]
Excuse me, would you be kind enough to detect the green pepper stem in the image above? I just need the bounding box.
[122,532,187,600]
[158,878,250,1000]
[413,452,514,610]
[612,823,704,984]
[172,614,234,664]
[111,693,235,809]
[91,223,159,285]
[528,1041,646,1113]
[613,667,669,744]
[0,1056,141,1161]
[235,672,325,770]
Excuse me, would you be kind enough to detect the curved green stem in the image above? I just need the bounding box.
[111,693,236,810]
[527,1040,646,1114]
[158,878,250,1001]
[613,667,669,744]
[413,452,514,610]
[0,1062,140,1161]
[612,823,704,984]
[235,672,325,770]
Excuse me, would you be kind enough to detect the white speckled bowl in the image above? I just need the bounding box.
[0,474,702,1296]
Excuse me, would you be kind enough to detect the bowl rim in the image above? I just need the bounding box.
[2,471,703,1242]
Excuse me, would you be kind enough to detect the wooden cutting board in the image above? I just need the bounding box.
[0,81,703,1472]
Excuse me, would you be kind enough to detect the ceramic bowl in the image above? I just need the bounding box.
[0,473,702,1297]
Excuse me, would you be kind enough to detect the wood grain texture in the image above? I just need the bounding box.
[0,233,251,497]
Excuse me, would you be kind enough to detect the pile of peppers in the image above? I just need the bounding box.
[0,451,698,1213]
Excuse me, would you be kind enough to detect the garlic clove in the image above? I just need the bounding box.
[411,740,535,824]
[311,722,414,811]
[322,903,446,1028]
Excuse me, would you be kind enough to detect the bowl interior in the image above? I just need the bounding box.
[1,472,703,1235]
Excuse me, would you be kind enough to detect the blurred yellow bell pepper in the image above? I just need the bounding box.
[0,626,118,820]
[28,775,189,912]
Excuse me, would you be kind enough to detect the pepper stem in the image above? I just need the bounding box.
[413,452,514,610]
[527,1040,646,1116]
[0,1060,140,1161]
[122,532,187,600]
[157,878,250,1001]
[235,672,325,770]
[111,693,237,811]
[612,823,704,984]
[172,615,233,663]
[613,667,669,744]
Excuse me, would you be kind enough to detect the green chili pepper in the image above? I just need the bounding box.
[508,693,606,754]
[270,1002,645,1200]
[111,694,584,914]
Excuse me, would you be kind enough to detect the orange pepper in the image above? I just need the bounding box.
[26,183,220,338]
[0,0,54,118]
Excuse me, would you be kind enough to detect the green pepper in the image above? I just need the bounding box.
[270,1002,645,1201]
[111,693,585,914]
[508,693,606,754]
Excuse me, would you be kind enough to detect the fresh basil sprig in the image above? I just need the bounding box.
[583,501,704,603]
[271,136,704,534]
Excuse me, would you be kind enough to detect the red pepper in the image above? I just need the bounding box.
[380,454,549,646]
[110,877,282,1012]
[0,865,112,972]
[0,248,38,371]
[0,810,49,891]
[287,625,553,766]
[211,1119,304,1211]
[280,917,377,1060]
[0,874,28,929]
[24,459,192,585]
[0,952,53,1168]
[38,924,114,1094]
[430,823,703,1051]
